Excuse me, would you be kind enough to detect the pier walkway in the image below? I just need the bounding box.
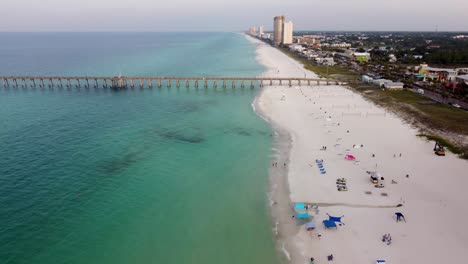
[0,76,349,89]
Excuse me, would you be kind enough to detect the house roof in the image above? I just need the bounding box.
[457,74,468,81]
[425,67,457,73]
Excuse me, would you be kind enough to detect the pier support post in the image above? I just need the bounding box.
[139,79,144,89]
[103,79,108,88]
[270,79,272,86]
[195,80,199,89]
[288,80,292,87]
[232,80,235,89]
[3,79,8,87]
[260,80,263,87]
[241,80,245,88]
[308,80,311,86]
[76,79,80,88]
[223,79,226,89]
[204,79,208,89]
[186,80,189,88]
[148,79,153,88]
[250,80,254,89]
[85,79,89,88]
[167,79,171,88]
[298,80,301,86]
[48,78,53,88]
[176,80,180,88]
[22,79,26,88]
[129,80,134,88]
[279,80,282,85]
[158,79,162,88]
[31,79,36,88]
[13,79,18,88]
[213,80,217,89]
[40,79,45,88]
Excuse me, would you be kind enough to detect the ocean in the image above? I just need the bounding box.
[0,33,281,264]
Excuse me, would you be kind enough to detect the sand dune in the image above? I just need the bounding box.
[246,35,468,264]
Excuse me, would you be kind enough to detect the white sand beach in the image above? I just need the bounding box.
[246,35,468,264]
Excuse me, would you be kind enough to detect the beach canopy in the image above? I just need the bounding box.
[296,212,310,219]
[305,221,316,230]
[295,203,306,211]
[323,220,337,228]
[327,214,345,225]
[345,154,356,161]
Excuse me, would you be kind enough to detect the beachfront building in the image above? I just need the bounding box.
[282,21,293,45]
[383,82,404,90]
[418,64,458,82]
[316,57,336,66]
[249,26,257,36]
[456,74,468,85]
[273,16,284,46]
[289,44,304,52]
[297,37,320,46]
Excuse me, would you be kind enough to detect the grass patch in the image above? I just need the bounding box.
[417,134,463,154]
[368,90,468,135]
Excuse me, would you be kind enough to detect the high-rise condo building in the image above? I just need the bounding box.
[273,16,284,46]
[259,26,264,36]
[249,26,257,36]
[282,21,293,45]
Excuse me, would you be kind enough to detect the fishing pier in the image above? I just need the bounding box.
[0,76,346,90]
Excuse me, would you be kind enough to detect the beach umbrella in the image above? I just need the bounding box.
[345,154,356,160]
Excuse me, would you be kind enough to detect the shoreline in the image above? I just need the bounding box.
[247,34,309,263]
[253,82,297,263]
[245,34,468,264]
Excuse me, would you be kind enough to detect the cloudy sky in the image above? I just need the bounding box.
[1,0,467,32]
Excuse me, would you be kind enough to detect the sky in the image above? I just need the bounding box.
[1,0,467,32]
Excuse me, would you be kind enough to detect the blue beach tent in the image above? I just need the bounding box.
[323,220,337,228]
[297,212,310,219]
[295,203,306,211]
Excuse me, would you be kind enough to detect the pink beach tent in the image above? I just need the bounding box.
[345,154,356,161]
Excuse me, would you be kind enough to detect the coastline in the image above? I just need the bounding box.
[245,34,468,264]
[247,34,312,263]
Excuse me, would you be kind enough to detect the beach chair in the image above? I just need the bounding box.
[376,260,386,264]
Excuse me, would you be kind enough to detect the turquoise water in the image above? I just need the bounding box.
[0,33,280,264]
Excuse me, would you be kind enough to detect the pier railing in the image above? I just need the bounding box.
[0,76,348,89]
